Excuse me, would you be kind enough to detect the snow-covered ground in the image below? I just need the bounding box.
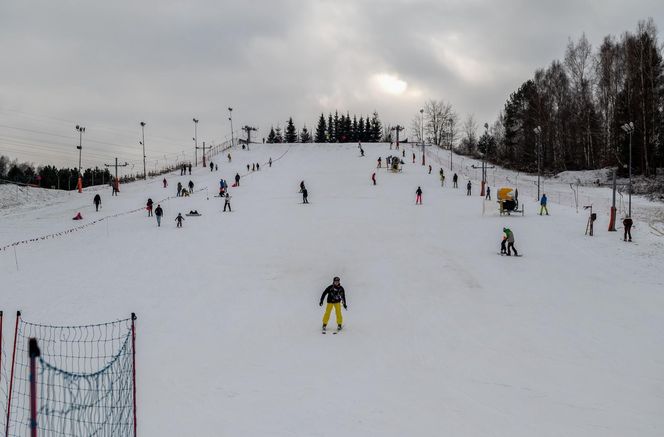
[2,143,664,436]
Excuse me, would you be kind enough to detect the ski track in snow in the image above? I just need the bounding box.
[2,143,664,437]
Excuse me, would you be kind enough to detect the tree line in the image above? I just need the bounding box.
[266,111,384,143]
[0,155,112,190]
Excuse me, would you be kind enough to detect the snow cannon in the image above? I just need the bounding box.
[497,187,523,216]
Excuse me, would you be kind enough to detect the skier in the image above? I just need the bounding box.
[146,198,154,217]
[175,212,185,228]
[453,173,458,188]
[319,276,347,332]
[466,180,472,196]
[302,187,309,204]
[402,150,405,158]
[227,153,232,162]
[412,152,416,163]
[360,148,365,157]
[539,193,549,215]
[256,163,260,171]
[234,173,241,187]
[623,216,633,242]
[188,180,194,193]
[252,163,255,171]
[188,163,192,175]
[485,186,491,200]
[223,193,232,212]
[180,164,185,176]
[93,194,101,211]
[177,182,182,197]
[269,157,272,167]
[439,168,445,186]
[503,227,518,256]
[377,157,382,168]
[372,172,376,186]
[163,178,168,188]
[428,164,432,174]
[155,204,163,227]
[210,162,214,172]
[416,186,423,205]
[299,180,305,193]
[112,179,120,196]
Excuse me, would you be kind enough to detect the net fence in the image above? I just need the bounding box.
[4,313,135,437]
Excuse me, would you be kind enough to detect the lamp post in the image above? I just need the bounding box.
[621,122,634,217]
[533,126,542,201]
[75,125,85,176]
[449,118,453,171]
[140,122,147,179]
[420,108,425,165]
[228,107,234,148]
[193,118,199,166]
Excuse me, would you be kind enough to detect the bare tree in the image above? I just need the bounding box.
[460,114,478,154]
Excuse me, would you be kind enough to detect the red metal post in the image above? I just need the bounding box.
[28,338,40,437]
[0,311,3,388]
[5,311,21,437]
[131,313,137,437]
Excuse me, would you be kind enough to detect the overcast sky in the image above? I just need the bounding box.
[0,0,662,170]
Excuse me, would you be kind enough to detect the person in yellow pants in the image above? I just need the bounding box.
[319,276,347,332]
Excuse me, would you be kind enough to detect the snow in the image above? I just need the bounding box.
[2,143,664,436]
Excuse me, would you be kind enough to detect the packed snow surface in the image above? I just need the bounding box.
[2,143,664,436]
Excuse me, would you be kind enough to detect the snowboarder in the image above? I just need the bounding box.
[269,157,272,167]
[319,276,347,332]
[93,194,101,211]
[247,164,250,172]
[177,182,182,197]
[623,216,633,242]
[302,187,309,204]
[227,153,232,162]
[175,212,184,228]
[402,150,405,158]
[372,172,376,186]
[412,152,416,163]
[188,180,194,193]
[112,179,119,196]
[72,212,83,220]
[485,186,491,200]
[146,198,154,217]
[234,173,241,186]
[377,157,382,168]
[252,163,255,171]
[163,178,168,188]
[466,181,472,196]
[416,186,423,205]
[210,162,214,172]
[539,193,549,215]
[453,173,458,188]
[155,204,163,227]
[503,227,518,256]
[223,193,232,212]
[256,163,260,171]
[428,165,432,174]
[360,148,365,157]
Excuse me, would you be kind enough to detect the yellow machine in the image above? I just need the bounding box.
[497,187,524,215]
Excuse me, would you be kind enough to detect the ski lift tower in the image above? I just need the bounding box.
[242,125,257,150]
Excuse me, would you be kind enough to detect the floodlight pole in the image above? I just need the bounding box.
[193,118,199,166]
[140,122,147,179]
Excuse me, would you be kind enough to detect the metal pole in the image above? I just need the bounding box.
[228,108,234,148]
[193,118,198,166]
[29,338,40,437]
[628,130,632,218]
[78,129,83,176]
[140,122,147,180]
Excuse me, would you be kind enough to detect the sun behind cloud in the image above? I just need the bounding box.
[371,73,408,95]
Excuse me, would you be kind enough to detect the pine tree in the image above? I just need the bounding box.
[339,114,347,142]
[267,127,277,143]
[351,115,359,142]
[370,111,382,142]
[333,111,340,142]
[345,112,352,142]
[358,117,365,142]
[300,125,312,143]
[327,113,335,142]
[275,127,284,143]
[315,113,327,142]
[285,117,298,143]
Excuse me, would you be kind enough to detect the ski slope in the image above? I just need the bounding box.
[2,143,664,436]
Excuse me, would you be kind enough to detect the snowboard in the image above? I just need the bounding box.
[498,252,523,257]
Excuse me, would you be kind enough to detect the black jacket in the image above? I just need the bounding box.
[155,207,163,217]
[320,285,346,306]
